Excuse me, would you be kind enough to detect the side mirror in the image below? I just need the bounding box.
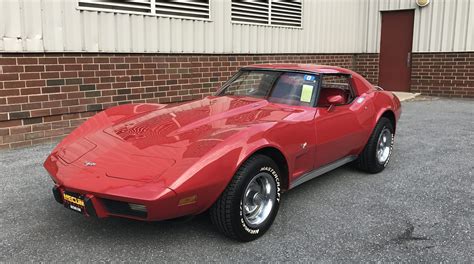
[327,95,344,105]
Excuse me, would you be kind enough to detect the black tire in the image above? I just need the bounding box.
[355,117,394,173]
[210,154,281,242]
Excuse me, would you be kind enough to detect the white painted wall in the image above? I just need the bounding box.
[0,0,472,53]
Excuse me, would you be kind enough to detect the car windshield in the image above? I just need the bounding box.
[217,70,320,106]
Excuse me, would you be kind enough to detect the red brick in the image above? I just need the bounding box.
[42,101,61,108]
[3,65,24,73]
[46,65,64,71]
[20,87,41,95]
[7,96,28,104]
[38,57,58,64]
[43,115,62,122]
[0,73,19,81]
[79,71,95,78]
[0,128,9,136]
[32,123,52,131]
[41,72,60,79]
[0,119,22,128]
[0,89,20,96]
[20,72,40,80]
[58,57,76,64]
[22,102,42,111]
[0,58,17,65]
[25,131,45,140]
[94,57,110,63]
[65,64,82,71]
[29,95,49,103]
[76,58,93,63]
[69,105,87,113]
[17,58,39,65]
[25,65,45,72]
[25,80,45,87]
[10,126,32,135]
[60,71,79,78]
[31,109,51,117]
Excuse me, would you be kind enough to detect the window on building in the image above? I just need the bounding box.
[78,0,210,21]
[231,0,302,28]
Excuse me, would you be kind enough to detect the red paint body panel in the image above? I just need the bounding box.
[44,64,401,221]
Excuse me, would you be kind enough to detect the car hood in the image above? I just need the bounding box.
[57,96,308,182]
[101,96,303,150]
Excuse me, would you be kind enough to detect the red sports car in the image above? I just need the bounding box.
[44,64,401,241]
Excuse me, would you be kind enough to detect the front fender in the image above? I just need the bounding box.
[164,124,289,216]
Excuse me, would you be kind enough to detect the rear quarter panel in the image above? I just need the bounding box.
[344,89,401,157]
[372,91,402,129]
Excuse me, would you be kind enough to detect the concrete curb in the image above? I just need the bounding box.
[392,92,421,102]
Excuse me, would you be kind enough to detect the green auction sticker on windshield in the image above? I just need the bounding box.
[300,85,313,103]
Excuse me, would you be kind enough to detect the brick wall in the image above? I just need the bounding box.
[1,52,473,149]
[0,53,354,149]
[354,53,380,85]
[411,52,474,98]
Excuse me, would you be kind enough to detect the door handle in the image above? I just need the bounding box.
[407,52,411,68]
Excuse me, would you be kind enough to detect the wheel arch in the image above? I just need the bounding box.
[379,109,397,133]
[249,146,290,192]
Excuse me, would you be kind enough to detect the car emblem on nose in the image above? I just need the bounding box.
[84,161,96,167]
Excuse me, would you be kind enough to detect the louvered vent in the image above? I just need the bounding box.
[231,0,270,25]
[231,0,302,28]
[155,0,210,20]
[78,0,210,20]
[271,0,302,27]
[78,0,153,14]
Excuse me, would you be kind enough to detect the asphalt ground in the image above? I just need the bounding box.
[1,98,473,263]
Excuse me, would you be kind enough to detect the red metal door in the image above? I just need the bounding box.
[378,10,415,92]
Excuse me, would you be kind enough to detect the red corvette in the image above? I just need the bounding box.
[44,64,401,241]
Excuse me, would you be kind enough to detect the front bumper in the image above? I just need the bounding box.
[51,184,182,220]
[46,151,184,221]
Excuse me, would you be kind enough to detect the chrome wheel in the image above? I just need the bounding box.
[376,128,392,164]
[242,172,276,228]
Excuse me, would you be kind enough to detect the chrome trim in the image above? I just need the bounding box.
[376,128,392,164]
[242,172,277,228]
[290,155,357,189]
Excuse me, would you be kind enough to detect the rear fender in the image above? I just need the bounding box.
[372,91,401,133]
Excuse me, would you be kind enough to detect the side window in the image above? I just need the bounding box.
[317,74,355,107]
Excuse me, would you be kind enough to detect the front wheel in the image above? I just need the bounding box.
[355,117,394,173]
[210,154,281,242]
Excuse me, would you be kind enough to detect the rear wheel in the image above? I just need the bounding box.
[210,154,281,242]
[355,117,394,173]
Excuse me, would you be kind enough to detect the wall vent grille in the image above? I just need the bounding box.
[78,0,210,20]
[231,0,302,28]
